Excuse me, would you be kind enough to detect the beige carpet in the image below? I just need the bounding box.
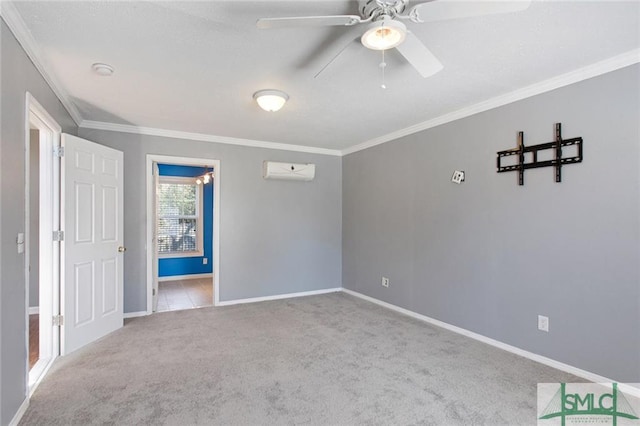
[20,292,581,425]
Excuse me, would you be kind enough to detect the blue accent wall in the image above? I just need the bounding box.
[158,164,213,277]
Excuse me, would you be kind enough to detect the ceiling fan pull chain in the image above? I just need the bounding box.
[380,49,387,89]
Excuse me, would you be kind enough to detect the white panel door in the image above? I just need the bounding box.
[62,134,124,355]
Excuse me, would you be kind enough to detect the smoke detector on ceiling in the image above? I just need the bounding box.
[92,63,114,76]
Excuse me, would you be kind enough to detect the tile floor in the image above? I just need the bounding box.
[156,277,213,312]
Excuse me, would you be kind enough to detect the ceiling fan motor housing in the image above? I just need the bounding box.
[359,0,409,20]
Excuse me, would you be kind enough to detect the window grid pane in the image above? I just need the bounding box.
[158,183,197,216]
[157,181,199,254]
[158,218,197,253]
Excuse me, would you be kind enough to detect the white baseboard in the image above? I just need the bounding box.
[217,287,342,307]
[8,397,29,426]
[341,288,640,398]
[124,311,148,319]
[28,356,56,398]
[28,306,39,315]
[158,273,213,282]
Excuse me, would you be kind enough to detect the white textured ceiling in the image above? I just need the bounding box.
[9,1,640,151]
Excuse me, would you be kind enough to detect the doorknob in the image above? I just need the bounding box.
[118,246,127,253]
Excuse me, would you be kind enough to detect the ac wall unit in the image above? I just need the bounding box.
[263,161,315,181]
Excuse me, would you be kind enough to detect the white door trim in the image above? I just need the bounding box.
[145,155,221,313]
[24,92,61,395]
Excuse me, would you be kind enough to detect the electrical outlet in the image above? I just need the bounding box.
[381,277,390,288]
[202,258,208,265]
[538,315,549,332]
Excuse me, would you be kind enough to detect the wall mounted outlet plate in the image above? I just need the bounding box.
[538,315,549,332]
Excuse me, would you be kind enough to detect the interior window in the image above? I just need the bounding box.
[157,176,203,257]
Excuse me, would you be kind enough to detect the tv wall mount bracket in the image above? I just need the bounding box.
[496,123,583,186]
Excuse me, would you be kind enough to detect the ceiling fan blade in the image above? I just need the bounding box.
[410,0,531,23]
[257,15,363,30]
[395,31,443,78]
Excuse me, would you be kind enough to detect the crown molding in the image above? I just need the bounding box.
[4,0,637,158]
[80,120,343,157]
[1,1,83,126]
[342,48,640,156]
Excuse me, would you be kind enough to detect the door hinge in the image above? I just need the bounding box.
[53,230,64,241]
[53,146,64,157]
[152,288,156,296]
[53,315,64,326]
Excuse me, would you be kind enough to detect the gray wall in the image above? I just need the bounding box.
[343,64,640,383]
[2,8,637,424]
[0,19,77,426]
[78,129,343,312]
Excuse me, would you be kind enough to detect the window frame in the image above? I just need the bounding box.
[156,176,204,258]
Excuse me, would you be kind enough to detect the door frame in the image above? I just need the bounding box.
[145,154,221,313]
[24,92,61,394]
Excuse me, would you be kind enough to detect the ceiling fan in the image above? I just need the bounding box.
[257,0,531,78]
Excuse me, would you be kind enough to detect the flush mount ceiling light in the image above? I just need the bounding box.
[361,17,407,51]
[253,89,289,112]
[92,63,114,76]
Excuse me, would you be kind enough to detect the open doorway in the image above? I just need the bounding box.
[156,164,214,312]
[28,128,40,370]
[25,93,61,393]
[146,155,221,314]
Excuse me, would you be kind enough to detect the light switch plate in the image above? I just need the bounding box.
[17,233,25,254]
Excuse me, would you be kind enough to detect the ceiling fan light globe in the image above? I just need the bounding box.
[253,89,289,112]
[361,18,406,50]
